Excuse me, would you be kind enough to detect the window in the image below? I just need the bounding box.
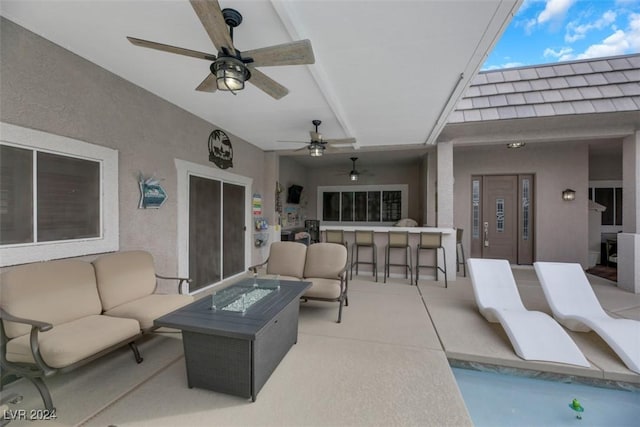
[471,179,480,239]
[317,185,408,225]
[0,122,118,266]
[588,181,623,228]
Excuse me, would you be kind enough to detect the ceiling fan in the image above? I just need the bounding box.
[126,0,315,99]
[334,157,371,181]
[280,120,356,156]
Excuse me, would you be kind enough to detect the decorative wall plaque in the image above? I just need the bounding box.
[208,129,233,169]
[138,174,167,209]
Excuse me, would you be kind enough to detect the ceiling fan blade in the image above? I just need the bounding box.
[189,0,235,54]
[126,37,216,61]
[243,39,315,67]
[276,140,309,144]
[247,68,289,99]
[195,73,217,92]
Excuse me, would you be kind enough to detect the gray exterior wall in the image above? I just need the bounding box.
[0,18,266,274]
[453,142,590,267]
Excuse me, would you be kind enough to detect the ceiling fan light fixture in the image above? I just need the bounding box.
[507,141,526,149]
[309,143,324,157]
[211,57,250,92]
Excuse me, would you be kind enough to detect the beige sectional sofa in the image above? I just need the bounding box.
[0,250,193,411]
[251,242,349,323]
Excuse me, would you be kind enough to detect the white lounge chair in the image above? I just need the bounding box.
[534,262,640,374]
[467,258,589,367]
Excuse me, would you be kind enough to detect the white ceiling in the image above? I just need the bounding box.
[0,0,521,156]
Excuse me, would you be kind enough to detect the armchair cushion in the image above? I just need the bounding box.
[103,294,193,330]
[5,315,140,368]
[1,260,102,339]
[93,251,158,311]
[266,242,308,279]
[303,243,348,279]
[304,278,342,300]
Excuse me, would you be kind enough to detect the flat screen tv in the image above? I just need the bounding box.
[287,185,303,204]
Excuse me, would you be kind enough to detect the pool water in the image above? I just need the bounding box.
[452,367,640,426]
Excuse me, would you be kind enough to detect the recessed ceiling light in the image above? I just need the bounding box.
[507,142,526,149]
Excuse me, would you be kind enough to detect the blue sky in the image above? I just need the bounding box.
[483,0,640,70]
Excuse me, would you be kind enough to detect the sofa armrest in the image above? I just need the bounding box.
[0,308,57,376]
[0,307,52,332]
[155,274,192,295]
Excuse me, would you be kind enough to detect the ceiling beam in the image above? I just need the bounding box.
[270,0,359,148]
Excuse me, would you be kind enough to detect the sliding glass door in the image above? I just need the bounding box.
[176,159,251,294]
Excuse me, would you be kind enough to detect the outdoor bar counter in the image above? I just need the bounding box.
[319,226,456,283]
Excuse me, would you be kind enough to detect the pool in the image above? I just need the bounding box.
[452,367,640,426]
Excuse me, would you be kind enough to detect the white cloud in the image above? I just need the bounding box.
[543,47,574,58]
[565,10,617,43]
[560,12,640,60]
[537,0,576,25]
[522,0,577,33]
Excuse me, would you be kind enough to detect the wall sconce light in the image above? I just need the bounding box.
[562,189,576,201]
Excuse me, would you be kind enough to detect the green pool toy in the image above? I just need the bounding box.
[569,398,584,419]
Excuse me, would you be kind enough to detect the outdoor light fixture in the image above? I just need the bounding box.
[308,143,324,157]
[562,189,576,201]
[349,170,359,181]
[507,142,526,149]
[212,57,251,92]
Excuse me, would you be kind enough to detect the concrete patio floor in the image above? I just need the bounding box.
[1,266,638,426]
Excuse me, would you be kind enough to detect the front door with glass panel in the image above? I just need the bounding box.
[470,174,534,264]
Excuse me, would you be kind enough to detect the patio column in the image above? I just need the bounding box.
[437,141,456,281]
[618,131,640,294]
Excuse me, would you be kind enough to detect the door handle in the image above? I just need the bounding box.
[483,222,489,247]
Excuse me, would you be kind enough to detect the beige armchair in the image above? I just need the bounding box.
[302,243,349,323]
[249,241,308,281]
[250,242,349,322]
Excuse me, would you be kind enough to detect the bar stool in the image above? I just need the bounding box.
[415,232,447,287]
[325,229,347,247]
[350,230,377,282]
[384,231,412,284]
[456,228,466,277]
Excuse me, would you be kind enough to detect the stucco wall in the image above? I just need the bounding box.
[278,156,310,229]
[589,144,623,181]
[296,158,424,224]
[0,18,266,275]
[453,142,590,267]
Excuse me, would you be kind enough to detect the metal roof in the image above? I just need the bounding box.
[448,53,640,123]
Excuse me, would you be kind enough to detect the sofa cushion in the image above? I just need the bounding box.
[5,315,140,368]
[303,243,348,279]
[266,242,307,279]
[93,251,157,311]
[103,294,194,330]
[304,278,342,300]
[1,260,102,339]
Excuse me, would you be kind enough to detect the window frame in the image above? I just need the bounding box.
[588,180,623,232]
[317,184,408,226]
[0,122,118,266]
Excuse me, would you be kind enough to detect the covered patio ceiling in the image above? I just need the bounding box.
[0,0,522,160]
